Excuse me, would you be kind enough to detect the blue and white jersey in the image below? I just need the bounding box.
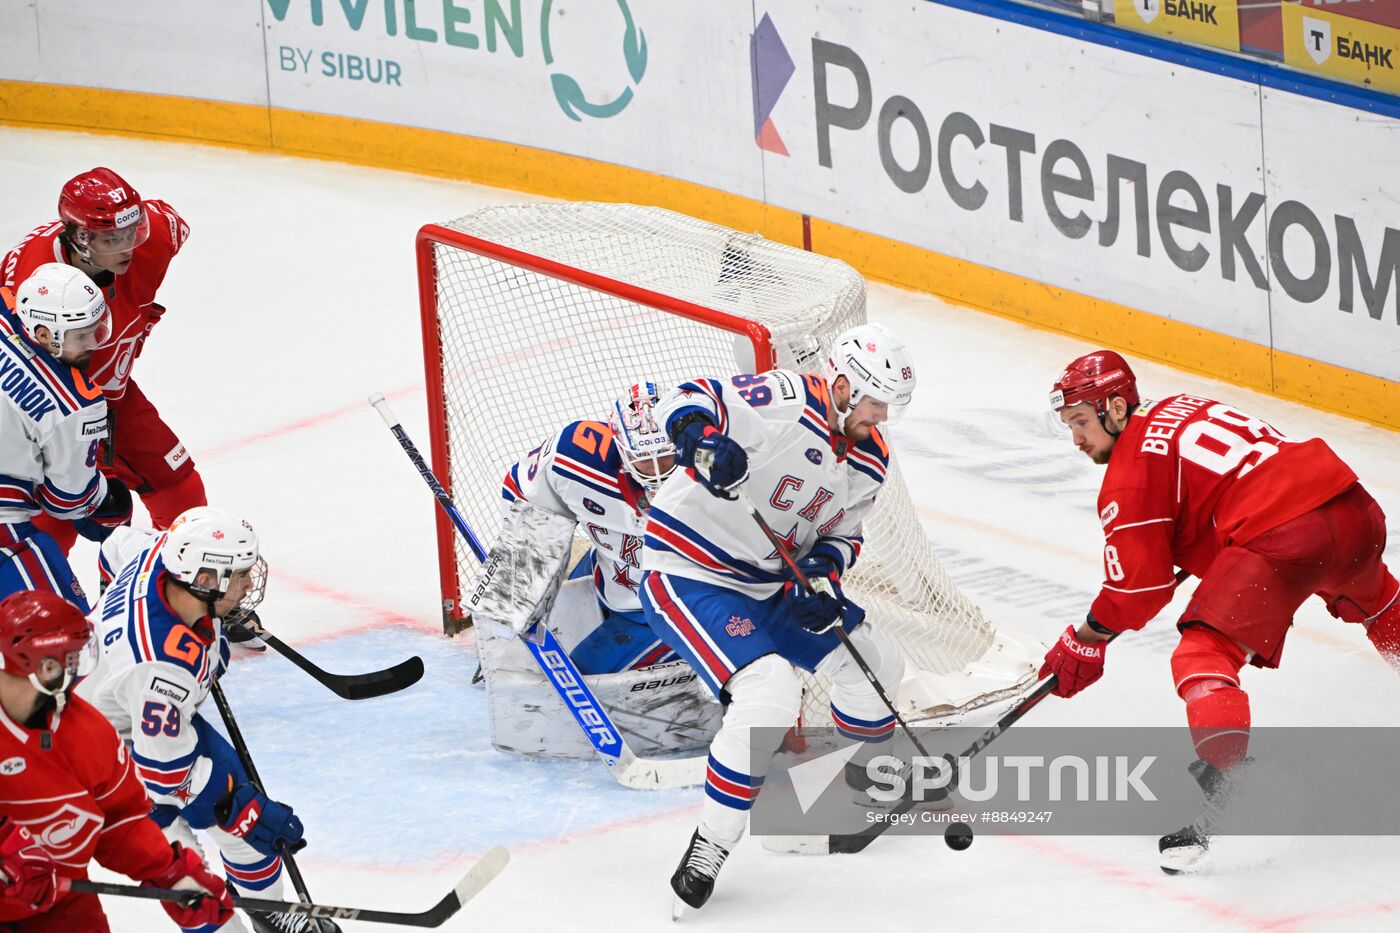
[77,531,235,817]
[501,420,650,614]
[643,370,888,598]
[0,290,109,523]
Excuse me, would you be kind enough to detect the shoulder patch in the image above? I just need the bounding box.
[1099,500,1119,529]
[805,447,823,465]
[582,497,606,515]
[0,756,26,776]
[148,674,191,704]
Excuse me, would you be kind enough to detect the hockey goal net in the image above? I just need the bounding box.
[417,203,1036,723]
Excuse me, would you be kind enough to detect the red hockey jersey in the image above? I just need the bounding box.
[2,200,189,401]
[0,695,175,923]
[1088,395,1357,634]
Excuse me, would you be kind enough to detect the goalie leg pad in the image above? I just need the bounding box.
[467,499,576,632]
[700,654,804,848]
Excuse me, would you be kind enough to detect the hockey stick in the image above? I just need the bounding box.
[229,614,424,700]
[369,393,706,790]
[722,480,936,760]
[777,570,1191,855]
[208,681,317,914]
[66,844,509,928]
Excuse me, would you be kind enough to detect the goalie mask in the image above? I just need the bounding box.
[822,323,917,424]
[161,507,267,624]
[609,381,677,492]
[0,591,97,715]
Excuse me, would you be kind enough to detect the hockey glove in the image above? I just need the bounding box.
[91,476,133,530]
[1039,625,1107,698]
[0,819,59,913]
[675,420,749,498]
[785,556,851,635]
[217,783,306,857]
[142,843,235,930]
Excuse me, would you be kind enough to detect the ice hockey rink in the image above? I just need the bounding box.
[2,125,1398,931]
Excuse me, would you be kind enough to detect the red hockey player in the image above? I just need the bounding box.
[0,590,233,931]
[2,168,207,551]
[1039,350,1399,873]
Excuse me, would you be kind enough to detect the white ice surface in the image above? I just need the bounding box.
[2,126,1399,932]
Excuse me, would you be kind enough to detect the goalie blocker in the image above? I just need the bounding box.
[469,499,720,761]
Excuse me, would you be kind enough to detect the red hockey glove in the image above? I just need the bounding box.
[0,819,59,914]
[1039,625,1107,698]
[142,843,235,930]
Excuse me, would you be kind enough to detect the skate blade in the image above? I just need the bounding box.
[1160,842,1208,875]
[672,897,688,921]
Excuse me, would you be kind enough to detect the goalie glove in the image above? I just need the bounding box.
[468,499,576,634]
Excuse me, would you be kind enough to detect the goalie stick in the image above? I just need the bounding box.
[368,393,706,790]
[229,614,424,701]
[67,845,510,929]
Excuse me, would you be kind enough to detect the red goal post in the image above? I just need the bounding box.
[417,222,775,629]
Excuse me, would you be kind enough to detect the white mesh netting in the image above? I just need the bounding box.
[423,202,1035,722]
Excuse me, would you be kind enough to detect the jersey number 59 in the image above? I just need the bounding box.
[140,701,182,737]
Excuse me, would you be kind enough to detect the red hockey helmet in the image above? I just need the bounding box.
[1049,350,1140,417]
[58,167,150,257]
[0,591,95,708]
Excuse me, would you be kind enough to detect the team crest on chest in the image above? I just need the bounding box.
[805,447,823,465]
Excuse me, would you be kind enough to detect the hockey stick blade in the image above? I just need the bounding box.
[238,617,425,700]
[69,845,510,928]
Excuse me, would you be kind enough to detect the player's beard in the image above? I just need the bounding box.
[22,689,67,728]
[70,352,94,370]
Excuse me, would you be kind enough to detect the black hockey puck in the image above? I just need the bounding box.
[944,822,973,851]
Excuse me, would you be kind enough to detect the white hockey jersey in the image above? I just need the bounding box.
[78,529,234,814]
[643,370,887,598]
[501,419,650,614]
[0,290,109,524]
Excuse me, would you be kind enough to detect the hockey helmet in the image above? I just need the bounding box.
[14,263,113,358]
[161,507,267,622]
[822,323,917,423]
[58,167,150,259]
[0,590,96,712]
[1050,350,1140,418]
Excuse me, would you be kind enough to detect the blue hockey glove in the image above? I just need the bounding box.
[675,420,748,499]
[785,556,849,635]
[217,783,305,857]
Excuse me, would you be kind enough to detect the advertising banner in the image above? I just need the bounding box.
[1282,2,1400,94]
[1114,0,1241,52]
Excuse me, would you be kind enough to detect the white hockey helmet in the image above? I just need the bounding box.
[608,381,677,492]
[822,323,917,423]
[161,507,267,622]
[14,263,113,358]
